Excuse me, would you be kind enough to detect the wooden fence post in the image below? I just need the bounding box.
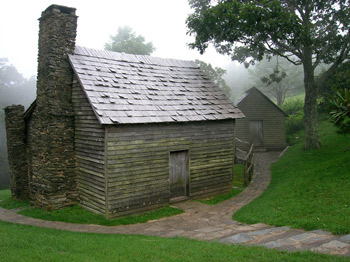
[243,144,254,187]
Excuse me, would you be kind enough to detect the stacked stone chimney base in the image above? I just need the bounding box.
[4,105,29,200]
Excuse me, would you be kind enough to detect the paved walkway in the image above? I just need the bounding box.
[1,151,350,256]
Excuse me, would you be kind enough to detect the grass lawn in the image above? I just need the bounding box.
[0,221,347,262]
[197,164,245,205]
[233,121,350,234]
[0,189,183,226]
[0,189,30,209]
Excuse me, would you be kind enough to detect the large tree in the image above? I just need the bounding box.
[186,0,350,149]
[105,26,156,55]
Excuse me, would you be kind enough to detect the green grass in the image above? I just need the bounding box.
[0,189,183,226]
[0,189,10,200]
[198,164,245,205]
[0,221,347,262]
[233,121,350,234]
[0,189,29,209]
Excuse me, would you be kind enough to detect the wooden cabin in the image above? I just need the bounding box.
[69,47,244,217]
[235,87,287,152]
[5,4,245,218]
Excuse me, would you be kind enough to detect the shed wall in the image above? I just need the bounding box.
[105,120,235,218]
[235,91,286,151]
[72,76,106,215]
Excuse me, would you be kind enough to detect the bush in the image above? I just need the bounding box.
[281,97,304,115]
[329,88,350,134]
[285,110,304,134]
[282,97,304,145]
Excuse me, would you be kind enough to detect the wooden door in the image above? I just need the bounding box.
[249,120,264,146]
[169,150,189,199]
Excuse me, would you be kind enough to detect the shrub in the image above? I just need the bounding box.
[281,97,304,115]
[329,88,350,134]
[282,97,304,145]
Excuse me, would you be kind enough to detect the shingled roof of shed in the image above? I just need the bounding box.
[69,46,244,125]
[235,87,287,117]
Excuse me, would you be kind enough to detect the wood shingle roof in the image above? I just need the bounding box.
[69,46,244,125]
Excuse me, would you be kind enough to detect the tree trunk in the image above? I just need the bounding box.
[303,56,320,149]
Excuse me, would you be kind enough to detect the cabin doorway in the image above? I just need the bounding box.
[169,150,189,199]
[249,120,264,146]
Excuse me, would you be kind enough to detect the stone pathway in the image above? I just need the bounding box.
[1,151,349,256]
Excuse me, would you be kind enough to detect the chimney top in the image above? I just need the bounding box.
[43,4,76,16]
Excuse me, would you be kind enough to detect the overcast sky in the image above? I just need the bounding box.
[0,0,234,78]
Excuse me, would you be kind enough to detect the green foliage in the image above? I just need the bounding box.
[187,0,350,149]
[105,26,155,55]
[285,111,304,145]
[195,60,232,99]
[281,97,304,115]
[198,164,244,205]
[233,121,350,235]
[329,88,350,134]
[1,221,344,262]
[321,61,350,99]
[187,1,350,69]
[0,189,10,200]
[281,97,305,145]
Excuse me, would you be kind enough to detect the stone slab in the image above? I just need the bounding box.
[261,241,283,249]
[194,227,222,233]
[220,233,254,244]
[340,234,350,243]
[312,240,350,256]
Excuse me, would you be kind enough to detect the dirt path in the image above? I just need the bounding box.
[1,151,349,256]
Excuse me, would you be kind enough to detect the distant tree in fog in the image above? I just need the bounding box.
[105,26,155,55]
[0,58,26,88]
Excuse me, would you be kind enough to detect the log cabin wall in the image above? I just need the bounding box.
[105,119,235,218]
[72,76,106,215]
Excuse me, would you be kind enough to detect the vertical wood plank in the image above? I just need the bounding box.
[169,150,189,198]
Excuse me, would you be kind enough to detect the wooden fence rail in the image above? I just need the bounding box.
[243,143,254,187]
[235,138,254,187]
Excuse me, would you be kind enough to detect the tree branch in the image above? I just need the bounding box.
[265,42,302,65]
[316,39,350,86]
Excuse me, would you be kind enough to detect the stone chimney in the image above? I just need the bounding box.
[36,4,77,114]
[26,5,78,210]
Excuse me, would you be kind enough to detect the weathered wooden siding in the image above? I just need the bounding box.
[72,77,106,215]
[105,120,235,218]
[235,90,286,151]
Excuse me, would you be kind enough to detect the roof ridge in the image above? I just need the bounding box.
[74,46,198,68]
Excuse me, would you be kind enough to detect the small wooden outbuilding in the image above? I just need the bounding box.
[235,87,287,152]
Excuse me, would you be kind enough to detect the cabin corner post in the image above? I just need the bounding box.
[104,127,109,218]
